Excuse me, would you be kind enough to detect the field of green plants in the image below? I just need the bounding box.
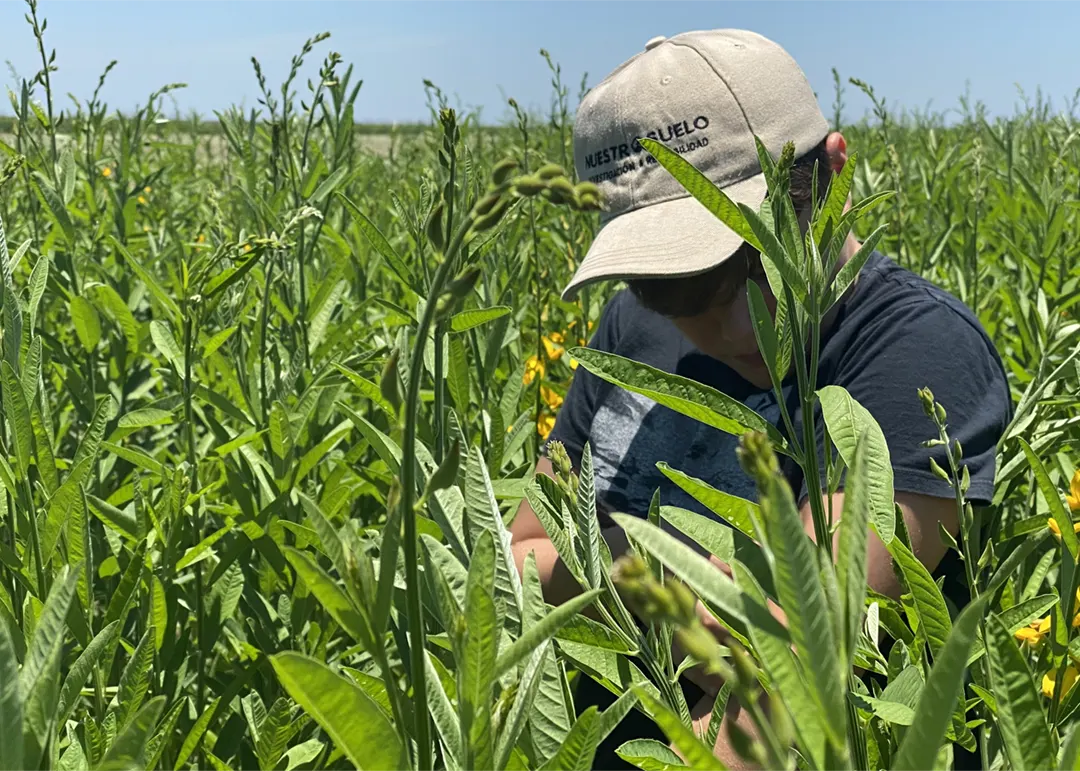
[3,4,1080,770]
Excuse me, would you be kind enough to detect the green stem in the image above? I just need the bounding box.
[400,229,467,770]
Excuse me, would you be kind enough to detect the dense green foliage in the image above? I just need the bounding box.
[2,5,1080,770]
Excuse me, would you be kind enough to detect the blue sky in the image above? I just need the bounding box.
[2,1,1078,125]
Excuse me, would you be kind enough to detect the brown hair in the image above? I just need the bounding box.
[628,139,831,318]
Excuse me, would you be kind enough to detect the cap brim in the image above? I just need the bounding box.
[561,172,768,301]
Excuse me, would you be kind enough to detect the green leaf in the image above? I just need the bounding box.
[818,385,895,545]
[57,621,121,729]
[575,443,602,589]
[336,193,415,290]
[1059,722,1080,771]
[612,514,768,644]
[656,462,759,537]
[568,347,787,451]
[746,279,779,377]
[615,739,687,771]
[271,652,406,771]
[660,505,735,564]
[814,151,858,244]
[837,431,872,672]
[631,687,724,771]
[283,546,373,651]
[463,530,499,771]
[493,588,603,679]
[110,237,181,322]
[60,145,76,203]
[739,202,809,306]
[1020,438,1078,560]
[96,696,165,771]
[1,362,32,479]
[86,284,139,354]
[447,334,470,415]
[70,296,102,353]
[539,706,601,771]
[985,613,1055,771]
[734,561,826,769]
[425,651,462,768]
[451,306,512,333]
[493,640,551,771]
[637,137,761,250]
[332,363,396,419]
[269,401,293,462]
[825,223,887,309]
[0,618,23,771]
[759,464,847,749]
[115,627,154,729]
[27,253,49,333]
[891,595,988,771]
[851,693,915,725]
[338,402,402,473]
[150,320,185,374]
[885,535,951,657]
[20,566,78,698]
[32,172,75,243]
[173,696,219,771]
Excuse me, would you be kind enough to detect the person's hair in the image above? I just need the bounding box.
[627,139,832,319]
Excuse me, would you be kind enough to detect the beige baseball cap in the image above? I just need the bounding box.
[562,29,829,301]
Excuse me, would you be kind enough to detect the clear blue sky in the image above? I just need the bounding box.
[2,1,1078,125]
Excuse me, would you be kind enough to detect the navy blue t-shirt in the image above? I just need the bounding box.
[548,250,1011,560]
[547,250,1011,769]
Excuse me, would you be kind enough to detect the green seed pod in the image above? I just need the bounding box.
[425,440,461,496]
[491,157,518,186]
[471,196,512,232]
[513,174,547,196]
[379,348,402,411]
[730,643,759,690]
[935,403,948,424]
[536,162,567,181]
[574,181,601,198]
[447,265,482,299]
[668,580,698,626]
[472,190,503,217]
[426,201,446,252]
[951,438,963,464]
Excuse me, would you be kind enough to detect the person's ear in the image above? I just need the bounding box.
[825,131,848,173]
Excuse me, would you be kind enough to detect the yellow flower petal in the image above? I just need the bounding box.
[542,335,564,360]
[1016,626,1042,644]
[537,414,555,440]
[101,167,112,178]
[524,355,545,385]
[1044,666,1080,698]
[1040,616,1053,634]
[1069,468,1080,512]
[541,386,563,411]
[1050,518,1062,538]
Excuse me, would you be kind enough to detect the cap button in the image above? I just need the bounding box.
[645,35,666,51]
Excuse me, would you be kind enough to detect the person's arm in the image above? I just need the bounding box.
[508,457,632,608]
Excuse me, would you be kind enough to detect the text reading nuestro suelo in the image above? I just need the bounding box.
[583,115,710,184]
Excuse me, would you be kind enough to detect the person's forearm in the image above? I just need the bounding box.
[511,526,631,606]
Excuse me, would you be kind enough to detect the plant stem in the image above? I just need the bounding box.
[400,237,463,770]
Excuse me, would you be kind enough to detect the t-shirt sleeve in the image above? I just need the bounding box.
[545,293,624,468]
[806,296,1011,506]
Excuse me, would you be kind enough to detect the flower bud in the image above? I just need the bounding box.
[929,457,951,483]
[918,387,936,418]
[935,403,948,424]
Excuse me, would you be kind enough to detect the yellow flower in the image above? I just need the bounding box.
[137,195,147,205]
[541,386,563,410]
[143,225,151,233]
[524,355,545,385]
[1068,469,1080,512]
[143,186,152,194]
[569,358,578,371]
[243,244,252,253]
[1048,518,1080,540]
[1043,665,1080,698]
[1017,616,1052,648]
[542,332,565,360]
[196,234,206,244]
[537,414,555,440]
[101,167,112,178]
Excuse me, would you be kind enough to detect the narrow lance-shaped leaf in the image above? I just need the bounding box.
[0,618,23,771]
[985,612,1055,771]
[492,588,603,680]
[462,530,499,771]
[837,431,872,672]
[754,461,847,751]
[1,362,31,479]
[818,385,896,545]
[891,595,988,771]
[568,347,788,452]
